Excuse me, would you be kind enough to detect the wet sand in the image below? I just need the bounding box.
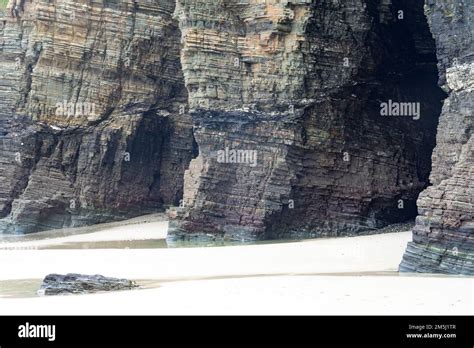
[0,217,472,315]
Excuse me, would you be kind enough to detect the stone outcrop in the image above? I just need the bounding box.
[37,273,138,295]
[1,0,472,277]
[400,0,473,274]
[0,0,196,233]
[169,0,445,240]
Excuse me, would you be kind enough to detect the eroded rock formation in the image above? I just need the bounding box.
[0,0,195,233]
[1,0,472,276]
[169,0,445,240]
[400,0,473,274]
[38,273,138,296]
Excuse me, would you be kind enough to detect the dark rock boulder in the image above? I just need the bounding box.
[37,274,139,296]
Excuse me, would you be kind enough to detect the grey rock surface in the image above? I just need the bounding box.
[0,0,195,234]
[400,0,473,275]
[37,273,138,296]
[0,0,472,276]
[169,0,445,239]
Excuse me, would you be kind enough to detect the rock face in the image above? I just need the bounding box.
[169,0,445,240]
[1,0,472,274]
[37,274,138,296]
[0,0,196,233]
[400,0,473,274]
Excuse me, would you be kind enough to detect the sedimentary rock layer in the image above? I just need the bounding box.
[38,273,138,296]
[400,0,473,275]
[0,0,195,233]
[169,0,445,240]
[2,0,471,265]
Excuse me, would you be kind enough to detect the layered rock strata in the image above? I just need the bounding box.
[400,0,473,274]
[38,273,138,296]
[2,0,470,262]
[169,0,445,240]
[0,0,196,233]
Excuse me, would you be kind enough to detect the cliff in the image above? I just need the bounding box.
[169,0,445,240]
[0,0,472,275]
[400,0,473,274]
[0,0,195,233]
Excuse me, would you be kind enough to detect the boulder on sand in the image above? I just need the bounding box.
[37,274,139,296]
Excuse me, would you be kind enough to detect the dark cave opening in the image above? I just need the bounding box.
[365,0,447,224]
[263,0,447,239]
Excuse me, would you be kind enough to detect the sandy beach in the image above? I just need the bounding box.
[0,217,472,315]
